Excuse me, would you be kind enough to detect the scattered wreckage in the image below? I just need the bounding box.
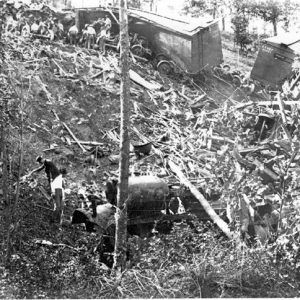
[3,2,298,267]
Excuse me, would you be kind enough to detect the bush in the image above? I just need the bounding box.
[1,204,299,298]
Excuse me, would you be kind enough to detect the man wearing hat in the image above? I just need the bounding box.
[29,156,64,223]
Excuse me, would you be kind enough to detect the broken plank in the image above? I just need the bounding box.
[70,141,104,146]
[129,69,162,91]
[62,122,86,153]
[209,135,235,144]
[132,53,149,62]
[91,70,104,79]
[236,100,300,109]
[168,160,235,240]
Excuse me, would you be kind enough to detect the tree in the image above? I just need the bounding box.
[113,0,130,272]
[231,13,251,51]
[182,0,207,17]
[250,0,283,36]
[230,0,255,51]
[281,0,299,32]
[128,0,141,9]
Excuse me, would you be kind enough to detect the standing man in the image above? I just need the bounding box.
[68,23,78,45]
[97,23,107,54]
[85,24,96,49]
[29,156,64,224]
[30,18,39,35]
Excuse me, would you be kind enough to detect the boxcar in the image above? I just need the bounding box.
[250,34,300,88]
[76,7,223,74]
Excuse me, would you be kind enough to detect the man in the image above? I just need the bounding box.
[38,19,47,35]
[96,23,107,54]
[21,20,30,37]
[68,23,78,45]
[85,24,96,49]
[57,20,64,38]
[104,15,112,39]
[29,156,64,223]
[30,19,39,35]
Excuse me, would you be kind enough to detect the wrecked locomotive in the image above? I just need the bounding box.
[72,175,181,236]
[71,175,181,267]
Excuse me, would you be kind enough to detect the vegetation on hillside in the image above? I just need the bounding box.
[0,0,300,298]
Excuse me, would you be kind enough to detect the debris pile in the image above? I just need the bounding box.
[2,18,300,239]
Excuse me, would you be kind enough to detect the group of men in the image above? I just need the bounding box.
[68,14,112,51]
[5,12,113,52]
[5,14,64,41]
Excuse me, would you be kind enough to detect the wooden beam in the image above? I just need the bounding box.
[168,160,236,240]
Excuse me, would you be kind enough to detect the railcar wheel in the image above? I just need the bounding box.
[155,53,169,62]
[222,64,231,72]
[232,75,242,87]
[131,44,144,57]
[157,60,173,75]
[213,66,223,77]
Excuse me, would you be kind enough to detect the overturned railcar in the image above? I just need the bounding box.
[250,34,300,88]
[76,7,223,74]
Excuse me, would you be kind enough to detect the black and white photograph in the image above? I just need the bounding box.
[0,0,300,298]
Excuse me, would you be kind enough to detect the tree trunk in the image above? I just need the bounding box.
[113,0,130,272]
[1,126,8,206]
[273,20,277,36]
[222,17,225,31]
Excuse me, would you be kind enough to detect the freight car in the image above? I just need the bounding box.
[250,34,300,90]
[216,33,300,96]
[75,6,223,74]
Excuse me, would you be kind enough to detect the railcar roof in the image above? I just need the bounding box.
[127,8,215,36]
[265,33,300,53]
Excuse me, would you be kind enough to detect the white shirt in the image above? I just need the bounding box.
[68,25,78,34]
[105,18,111,29]
[31,22,39,33]
[86,26,96,35]
[100,27,107,37]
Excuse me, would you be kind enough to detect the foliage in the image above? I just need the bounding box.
[181,0,227,18]
[181,0,208,17]
[231,0,252,14]
[128,0,141,9]
[1,0,300,297]
[1,215,299,298]
[230,0,254,50]
[231,0,299,36]
[250,0,283,35]
[231,12,251,50]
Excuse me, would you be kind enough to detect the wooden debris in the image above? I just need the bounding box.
[62,122,86,153]
[236,100,300,109]
[168,160,235,240]
[70,141,104,146]
[129,69,162,90]
[39,186,52,202]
